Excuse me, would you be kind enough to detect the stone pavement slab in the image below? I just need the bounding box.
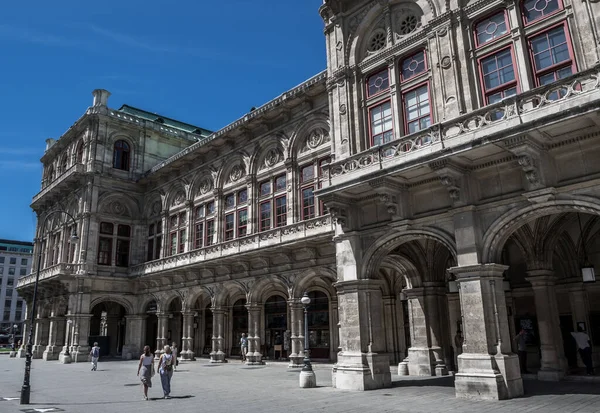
[1,356,600,413]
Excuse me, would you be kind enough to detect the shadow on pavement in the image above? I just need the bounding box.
[522,379,600,397]
[391,376,455,388]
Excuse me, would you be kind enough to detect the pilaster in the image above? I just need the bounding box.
[288,300,304,368]
[210,307,227,363]
[181,312,195,360]
[42,316,64,361]
[332,279,391,391]
[70,314,92,362]
[245,303,263,365]
[155,313,169,359]
[526,270,568,380]
[449,264,523,400]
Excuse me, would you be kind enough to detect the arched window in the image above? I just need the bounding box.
[113,140,130,171]
[76,141,84,163]
[59,154,68,174]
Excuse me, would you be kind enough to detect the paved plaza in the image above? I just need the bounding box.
[1,356,600,413]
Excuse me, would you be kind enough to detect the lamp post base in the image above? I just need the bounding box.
[299,369,317,388]
[20,385,30,405]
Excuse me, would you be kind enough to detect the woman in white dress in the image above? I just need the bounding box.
[137,345,154,400]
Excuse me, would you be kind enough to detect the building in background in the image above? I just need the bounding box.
[16,0,600,401]
[0,239,33,343]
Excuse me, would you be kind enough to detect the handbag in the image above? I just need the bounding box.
[150,363,155,377]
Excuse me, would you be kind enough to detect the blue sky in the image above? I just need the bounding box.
[0,0,326,241]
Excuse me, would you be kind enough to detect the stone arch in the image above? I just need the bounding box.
[347,0,438,67]
[250,135,286,176]
[138,295,162,314]
[216,151,250,190]
[292,267,337,298]
[190,168,217,200]
[362,227,457,281]
[379,253,421,290]
[287,114,330,160]
[186,288,211,311]
[143,192,163,219]
[97,191,139,218]
[164,182,189,211]
[89,295,134,315]
[248,276,289,303]
[482,198,600,263]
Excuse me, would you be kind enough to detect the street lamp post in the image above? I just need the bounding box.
[63,319,73,363]
[20,210,79,405]
[299,292,316,388]
[11,324,18,352]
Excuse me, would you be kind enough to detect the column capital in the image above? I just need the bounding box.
[333,279,383,293]
[449,263,508,281]
[525,269,556,286]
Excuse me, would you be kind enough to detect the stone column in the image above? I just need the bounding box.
[449,264,523,400]
[526,270,568,380]
[569,285,591,368]
[210,307,226,363]
[333,279,391,390]
[43,316,64,360]
[59,318,73,363]
[404,287,448,376]
[447,291,462,372]
[246,304,263,365]
[332,228,391,391]
[383,296,401,365]
[180,312,195,360]
[288,300,304,368]
[32,318,47,359]
[155,313,168,359]
[330,298,340,362]
[122,315,145,360]
[71,314,92,362]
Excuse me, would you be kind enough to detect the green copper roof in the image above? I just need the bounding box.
[118,105,212,137]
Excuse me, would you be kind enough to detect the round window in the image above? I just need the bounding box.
[368,32,387,52]
[399,15,419,35]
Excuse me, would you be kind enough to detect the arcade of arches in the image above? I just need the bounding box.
[18,208,600,400]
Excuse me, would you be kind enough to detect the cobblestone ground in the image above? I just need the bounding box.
[1,356,600,413]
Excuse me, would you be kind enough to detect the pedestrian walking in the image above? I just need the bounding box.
[137,345,155,400]
[171,342,179,370]
[514,329,530,374]
[240,333,248,362]
[571,326,594,375]
[158,345,175,399]
[90,342,100,371]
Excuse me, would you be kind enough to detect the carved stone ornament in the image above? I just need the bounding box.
[172,191,186,207]
[339,104,347,115]
[111,201,127,216]
[199,179,212,195]
[307,129,326,149]
[229,165,244,183]
[152,201,161,215]
[264,149,281,168]
[440,56,451,70]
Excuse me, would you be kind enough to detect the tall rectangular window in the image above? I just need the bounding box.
[301,187,315,220]
[206,219,215,246]
[299,162,328,220]
[115,239,130,267]
[480,48,517,104]
[275,196,287,227]
[258,174,286,231]
[529,24,574,98]
[403,85,431,134]
[370,102,394,145]
[194,201,215,249]
[238,209,248,237]
[98,238,112,265]
[147,220,163,261]
[260,201,271,231]
[168,211,187,256]
[224,214,235,241]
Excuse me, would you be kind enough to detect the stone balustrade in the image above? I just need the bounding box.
[17,263,83,288]
[32,163,84,207]
[327,66,600,184]
[130,215,333,277]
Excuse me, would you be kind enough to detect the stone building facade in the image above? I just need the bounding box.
[17,0,600,400]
